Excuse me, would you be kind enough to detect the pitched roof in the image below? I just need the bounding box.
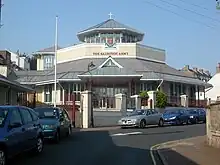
[35,46,62,54]
[14,57,211,87]
[77,19,144,35]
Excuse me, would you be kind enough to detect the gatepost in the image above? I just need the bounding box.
[130,95,141,109]
[147,91,156,109]
[180,94,189,107]
[115,93,127,116]
[81,90,92,128]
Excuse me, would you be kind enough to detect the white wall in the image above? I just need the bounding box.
[206,73,220,102]
[10,51,30,70]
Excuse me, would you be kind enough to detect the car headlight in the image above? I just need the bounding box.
[43,125,56,129]
[190,116,194,118]
[170,116,176,120]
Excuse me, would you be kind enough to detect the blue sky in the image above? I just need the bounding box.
[0,0,219,74]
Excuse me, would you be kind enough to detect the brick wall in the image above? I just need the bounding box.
[207,102,220,148]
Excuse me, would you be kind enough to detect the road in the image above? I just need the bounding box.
[12,124,206,165]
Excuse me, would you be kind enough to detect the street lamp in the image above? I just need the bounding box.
[88,61,95,127]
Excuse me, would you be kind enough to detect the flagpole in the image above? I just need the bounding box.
[54,16,58,107]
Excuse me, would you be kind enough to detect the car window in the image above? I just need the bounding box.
[150,109,158,114]
[146,110,152,115]
[10,108,23,125]
[63,109,70,120]
[34,107,58,119]
[0,108,9,127]
[28,108,39,121]
[20,107,33,124]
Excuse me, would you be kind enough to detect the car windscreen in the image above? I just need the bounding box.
[34,108,58,119]
[188,109,197,114]
[130,109,145,116]
[0,108,9,127]
[164,109,180,114]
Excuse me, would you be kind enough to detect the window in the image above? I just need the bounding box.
[10,108,23,125]
[20,108,33,124]
[28,108,39,121]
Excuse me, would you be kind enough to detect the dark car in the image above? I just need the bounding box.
[0,106,44,165]
[162,108,190,125]
[187,108,206,124]
[34,107,72,143]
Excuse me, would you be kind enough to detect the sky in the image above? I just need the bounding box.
[0,0,219,74]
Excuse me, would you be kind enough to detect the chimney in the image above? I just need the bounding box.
[204,70,210,75]
[193,67,198,72]
[199,69,203,73]
[216,63,220,73]
[183,65,189,71]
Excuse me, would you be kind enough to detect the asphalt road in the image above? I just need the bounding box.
[12,124,206,165]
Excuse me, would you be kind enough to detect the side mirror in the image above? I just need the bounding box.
[8,122,22,129]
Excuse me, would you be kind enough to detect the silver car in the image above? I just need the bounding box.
[118,109,164,128]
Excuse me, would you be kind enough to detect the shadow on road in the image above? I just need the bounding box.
[9,130,197,165]
[158,148,199,165]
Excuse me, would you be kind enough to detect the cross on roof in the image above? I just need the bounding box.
[108,12,113,19]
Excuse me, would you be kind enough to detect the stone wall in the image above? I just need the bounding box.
[207,102,220,148]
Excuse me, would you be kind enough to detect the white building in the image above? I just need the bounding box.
[10,51,30,70]
[206,63,220,103]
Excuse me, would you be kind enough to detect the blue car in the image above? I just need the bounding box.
[34,107,72,143]
[0,106,44,165]
[187,108,206,124]
[163,108,190,125]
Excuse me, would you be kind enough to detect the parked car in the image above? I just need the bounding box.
[0,106,44,165]
[34,107,72,143]
[162,108,191,125]
[187,108,206,124]
[118,109,164,128]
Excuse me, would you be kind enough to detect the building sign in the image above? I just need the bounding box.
[93,52,128,55]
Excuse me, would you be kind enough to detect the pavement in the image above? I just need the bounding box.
[10,124,206,165]
[155,135,220,165]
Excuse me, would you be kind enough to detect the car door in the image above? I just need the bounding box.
[19,107,36,149]
[144,110,153,125]
[6,107,26,155]
[63,109,71,130]
[198,109,206,121]
[150,109,161,124]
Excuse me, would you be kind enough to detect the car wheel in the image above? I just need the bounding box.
[66,126,72,137]
[175,118,181,125]
[54,131,60,143]
[0,149,6,165]
[139,120,146,128]
[158,118,164,127]
[187,118,191,125]
[34,137,43,154]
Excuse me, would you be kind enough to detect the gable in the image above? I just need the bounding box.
[98,56,123,68]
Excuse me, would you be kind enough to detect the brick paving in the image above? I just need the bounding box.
[158,136,220,165]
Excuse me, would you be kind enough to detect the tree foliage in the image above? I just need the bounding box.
[139,91,149,99]
[156,91,167,108]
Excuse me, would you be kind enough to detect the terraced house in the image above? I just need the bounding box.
[13,15,211,109]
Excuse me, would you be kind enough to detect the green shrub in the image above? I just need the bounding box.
[156,91,167,108]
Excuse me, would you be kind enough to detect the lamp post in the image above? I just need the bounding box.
[54,16,58,107]
[88,62,95,127]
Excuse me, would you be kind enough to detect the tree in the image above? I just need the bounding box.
[156,91,167,108]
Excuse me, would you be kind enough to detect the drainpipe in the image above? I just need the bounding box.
[156,79,164,91]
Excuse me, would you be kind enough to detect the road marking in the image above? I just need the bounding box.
[111,131,143,136]
[150,144,162,165]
